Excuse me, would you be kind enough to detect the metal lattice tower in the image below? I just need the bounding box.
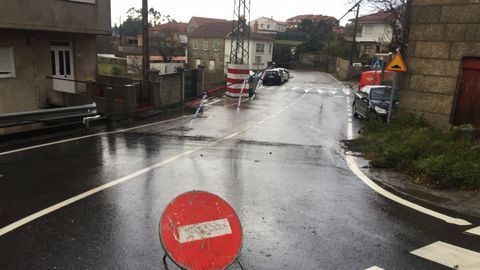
[230,0,251,65]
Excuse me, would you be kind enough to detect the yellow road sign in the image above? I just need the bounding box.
[386,52,407,72]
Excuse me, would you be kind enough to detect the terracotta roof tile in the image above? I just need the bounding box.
[188,22,233,38]
[151,22,188,33]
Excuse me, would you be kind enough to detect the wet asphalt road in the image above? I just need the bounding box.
[0,71,479,269]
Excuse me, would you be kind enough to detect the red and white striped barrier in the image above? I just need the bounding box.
[226,64,250,98]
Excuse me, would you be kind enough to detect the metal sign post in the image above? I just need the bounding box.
[385,52,408,124]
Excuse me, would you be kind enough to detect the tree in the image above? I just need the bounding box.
[150,29,185,63]
[119,7,171,36]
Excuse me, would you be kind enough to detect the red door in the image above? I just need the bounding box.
[453,58,480,126]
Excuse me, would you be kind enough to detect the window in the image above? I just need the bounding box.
[214,41,220,51]
[364,25,374,34]
[195,59,201,67]
[209,60,215,71]
[269,44,272,54]
[0,47,15,79]
[256,43,265,53]
[267,25,270,29]
[128,39,138,46]
[255,56,262,64]
[193,41,198,50]
[203,40,208,51]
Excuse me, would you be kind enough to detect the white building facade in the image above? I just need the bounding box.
[224,36,274,71]
[250,17,287,35]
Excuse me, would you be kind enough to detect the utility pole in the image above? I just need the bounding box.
[142,0,150,81]
[349,2,360,66]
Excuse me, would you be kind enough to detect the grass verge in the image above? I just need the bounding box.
[344,114,480,190]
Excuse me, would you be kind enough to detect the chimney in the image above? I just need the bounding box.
[254,21,258,32]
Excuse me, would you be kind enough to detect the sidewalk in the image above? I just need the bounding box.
[356,156,480,219]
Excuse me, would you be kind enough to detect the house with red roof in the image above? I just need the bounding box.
[250,17,288,35]
[347,10,397,59]
[286,14,338,30]
[186,17,229,33]
[187,21,274,89]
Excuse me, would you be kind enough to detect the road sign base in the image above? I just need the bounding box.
[162,254,246,270]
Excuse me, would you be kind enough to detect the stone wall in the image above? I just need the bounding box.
[400,0,480,129]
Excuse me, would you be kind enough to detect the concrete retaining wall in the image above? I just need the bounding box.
[400,0,480,129]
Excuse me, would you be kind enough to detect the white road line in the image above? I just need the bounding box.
[0,94,306,237]
[345,97,471,226]
[0,115,190,157]
[365,266,384,270]
[411,241,480,269]
[345,153,471,226]
[466,226,480,236]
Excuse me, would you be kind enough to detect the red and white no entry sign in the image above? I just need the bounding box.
[159,191,243,270]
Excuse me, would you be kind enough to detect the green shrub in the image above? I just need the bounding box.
[345,114,480,190]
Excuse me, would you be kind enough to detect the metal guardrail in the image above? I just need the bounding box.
[0,103,98,128]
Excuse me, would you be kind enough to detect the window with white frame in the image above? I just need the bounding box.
[214,41,220,51]
[255,56,262,64]
[203,40,208,51]
[209,60,215,71]
[0,47,15,79]
[256,43,265,53]
[195,59,201,67]
[193,41,198,50]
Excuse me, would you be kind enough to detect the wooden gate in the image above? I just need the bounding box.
[453,58,480,126]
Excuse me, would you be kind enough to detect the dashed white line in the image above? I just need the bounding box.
[0,94,306,237]
[410,241,480,269]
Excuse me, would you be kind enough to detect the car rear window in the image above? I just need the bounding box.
[370,87,399,100]
[265,71,277,76]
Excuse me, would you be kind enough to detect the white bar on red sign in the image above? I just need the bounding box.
[176,218,232,244]
[227,73,249,80]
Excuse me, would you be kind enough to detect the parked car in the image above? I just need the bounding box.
[358,70,393,90]
[262,69,284,85]
[353,85,399,120]
[275,68,290,82]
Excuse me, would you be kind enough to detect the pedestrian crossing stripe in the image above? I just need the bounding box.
[386,52,407,72]
[411,241,480,269]
[365,266,384,270]
[466,226,480,236]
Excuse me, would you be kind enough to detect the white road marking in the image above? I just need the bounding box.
[345,97,471,226]
[0,94,306,237]
[0,115,190,157]
[411,241,480,269]
[466,226,480,236]
[176,218,232,244]
[365,266,384,270]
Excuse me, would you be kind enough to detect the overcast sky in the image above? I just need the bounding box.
[110,0,358,27]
